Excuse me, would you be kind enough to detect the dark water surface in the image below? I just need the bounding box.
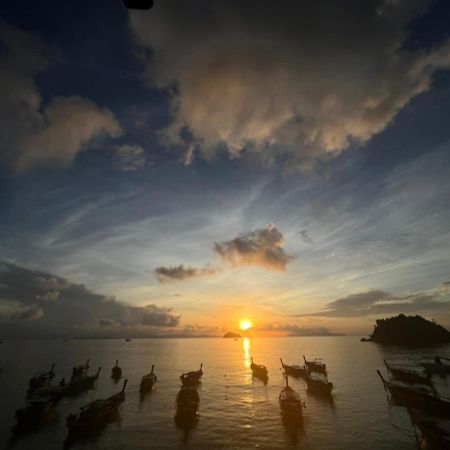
[1,337,449,450]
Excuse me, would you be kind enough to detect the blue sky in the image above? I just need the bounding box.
[0,0,450,337]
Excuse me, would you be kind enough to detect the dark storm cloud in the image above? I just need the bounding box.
[0,262,180,337]
[213,225,296,271]
[306,282,450,317]
[0,20,121,171]
[155,264,220,283]
[130,0,450,167]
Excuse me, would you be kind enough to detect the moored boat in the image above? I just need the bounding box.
[303,355,326,374]
[15,397,60,429]
[280,359,307,377]
[279,376,303,417]
[408,409,450,449]
[27,363,56,394]
[140,364,157,392]
[180,364,203,386]
[383,359,432,386]
[66,379,127,438]
[421,357,450,375]
[71,359,90,381]
[377,370,450,416]
[111,360,122,380]
[66,367,101,394]
[250,357,268,380]
[304,372,333,396]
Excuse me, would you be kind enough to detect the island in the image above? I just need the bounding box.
[361,314,450,346]
[223,332,241,338]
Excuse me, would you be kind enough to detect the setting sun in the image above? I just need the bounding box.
[239,319,253,331]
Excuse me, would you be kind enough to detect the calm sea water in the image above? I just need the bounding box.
[1,337,449,450]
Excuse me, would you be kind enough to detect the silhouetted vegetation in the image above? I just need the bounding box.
[366,314,450,345]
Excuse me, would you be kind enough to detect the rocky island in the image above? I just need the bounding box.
[362,314,450,346]
[223,332,241,338]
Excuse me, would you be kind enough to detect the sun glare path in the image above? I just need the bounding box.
[239,319,253,331]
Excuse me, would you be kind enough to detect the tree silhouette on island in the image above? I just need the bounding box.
[362,314,450,346]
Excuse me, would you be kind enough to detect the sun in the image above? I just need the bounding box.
[239,319,253,331]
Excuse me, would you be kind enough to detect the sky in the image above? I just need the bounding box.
[0,0,450,338]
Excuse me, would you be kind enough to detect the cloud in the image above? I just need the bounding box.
[0,20,121,171]
[114,145,146,171]
[213,225,296,271]
[299,230,314,245]
[306,282,450,317]
[129,1,450,167]
[155,264,220,283]
[0,261,180,337]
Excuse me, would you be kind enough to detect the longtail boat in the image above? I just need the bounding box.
[111,360,122,380]
[408,409,450,449]
[303,355,326,374]
[377,370,450,416]
[140,364,157,392]
[71,359,90,381]
[66,379,127,438]
[27,363,55,394]
[383,359,432,386]
[66,367,102,394]
[421,357,450,375]
[250,357,268,380]
[280,358,307,378]
[180,364,203,386]
[304,372,333,396]
[279,376,303,417]
[15,397,60,429]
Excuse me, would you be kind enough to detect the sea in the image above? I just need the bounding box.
[0,336,449,450]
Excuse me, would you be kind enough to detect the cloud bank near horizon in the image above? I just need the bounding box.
[0,261,180,337]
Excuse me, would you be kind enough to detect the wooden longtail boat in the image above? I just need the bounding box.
[421,357,450,375]
[408,409,450,449]
[15,397,60,429]
[280,359,307,377]
[383,359,432,385]
[71,359,90,381]
[279,376,303,416]
[303,355,326,374]
[304,373,333,396]
[180,364,203,386]
[27,363,56,393]
[66,379,127,437]
[66,367,102,394]
[250,357,268,379]
[140,364,157,392]
[377,370,450,416]
[111,360,122,380]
